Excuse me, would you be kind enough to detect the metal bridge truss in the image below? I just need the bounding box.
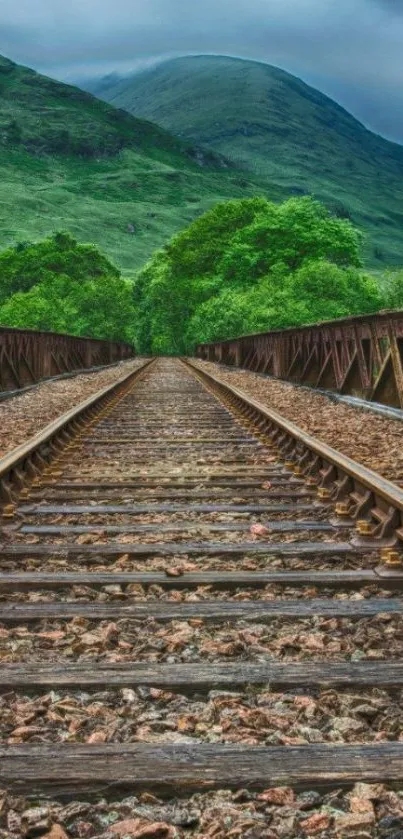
[196,311,403,408]
[0,327,133,393]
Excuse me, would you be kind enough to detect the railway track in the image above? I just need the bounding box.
[1,357,403,835]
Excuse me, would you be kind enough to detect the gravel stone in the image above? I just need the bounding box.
[0,359,145,457]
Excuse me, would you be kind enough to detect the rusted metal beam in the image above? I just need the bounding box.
[0,327,134,394]
[195,310,403,408]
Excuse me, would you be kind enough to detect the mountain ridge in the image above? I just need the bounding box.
[85,54,402,151]
[0,53,271,271]
[84,54,403,265]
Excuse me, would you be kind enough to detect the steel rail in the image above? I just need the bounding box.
[185,358,403,550]
[2,355,403,801]
[0,358,155,510]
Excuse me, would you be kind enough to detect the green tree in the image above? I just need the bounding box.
[0,231,119,303]
[166,197,269,282]
[218,197,362,288]
[288,260,382,324]
[0,233,135,342]
[185,261,382,347]
[135,195,371,353]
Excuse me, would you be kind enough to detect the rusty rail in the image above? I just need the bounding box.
[195,311,403,408]
[0,327,134,393]
[186,359,403,554]
[0,358,154,511]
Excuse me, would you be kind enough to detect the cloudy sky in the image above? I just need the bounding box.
[1,0,403,142]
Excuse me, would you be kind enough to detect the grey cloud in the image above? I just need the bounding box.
[1,0,403,142]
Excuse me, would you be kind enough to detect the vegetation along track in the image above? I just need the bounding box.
[2,357,403,835]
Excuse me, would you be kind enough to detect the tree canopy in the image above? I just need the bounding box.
[135,195,382,353]
[0,197,388,351]
[0,233,135,342]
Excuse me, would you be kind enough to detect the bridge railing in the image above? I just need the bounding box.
[195,311,403,408]
[0,327,134,392]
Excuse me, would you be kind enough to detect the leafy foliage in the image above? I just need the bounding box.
[0,233,135,341]
[135,196,383,354]
[186,261,382,346]
[380,270,403,310]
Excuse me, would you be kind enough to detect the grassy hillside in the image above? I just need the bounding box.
[86,54,403,266]
[0,54,278,272]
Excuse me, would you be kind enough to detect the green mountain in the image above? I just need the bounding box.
[0,54,273,274]
[86,54,403,266]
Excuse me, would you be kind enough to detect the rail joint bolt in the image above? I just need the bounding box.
[381,548,403,567]
[2,504,16,519]
[335,502,351,517]
[356,519,374,536]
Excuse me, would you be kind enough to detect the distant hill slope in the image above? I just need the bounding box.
[85,54,403,265]
[0,54,272,272]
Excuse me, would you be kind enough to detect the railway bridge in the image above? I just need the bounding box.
[0,324,402,833]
